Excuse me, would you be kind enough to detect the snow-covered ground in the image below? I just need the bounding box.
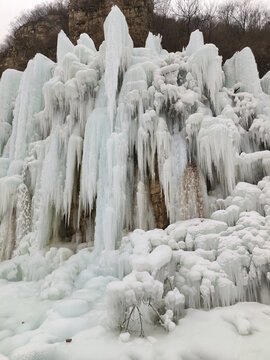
[1,279,270,360]
[0,277,270,360]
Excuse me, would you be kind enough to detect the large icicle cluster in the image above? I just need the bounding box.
[0,5,270,336]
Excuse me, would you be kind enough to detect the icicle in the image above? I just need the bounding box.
[0,69,22,157]
[8,54,54,163]
[80,78,109,216]
[188,44,224,112]
[104,5,133,129]
[196,115,240,194]
[63,134,83,221]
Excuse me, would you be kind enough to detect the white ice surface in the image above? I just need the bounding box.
[0,279,270,360]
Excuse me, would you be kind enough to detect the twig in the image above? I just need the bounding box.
[148,301,165,327]
[125,305,135,332]
[136,306,145,337]
[165,277,173,290]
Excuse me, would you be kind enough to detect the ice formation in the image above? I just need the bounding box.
[185,29,204,56]
[0,5,270,351]
[223,47,262,96]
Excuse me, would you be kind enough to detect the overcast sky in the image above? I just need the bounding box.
[0,0,57,43]
[1,0,270,44]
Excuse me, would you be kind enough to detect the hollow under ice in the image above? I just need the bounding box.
[0,5,270,357]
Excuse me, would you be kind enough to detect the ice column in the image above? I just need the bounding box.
[104,5,133,129]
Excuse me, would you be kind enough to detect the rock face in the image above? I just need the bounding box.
[0,14,68,75]
[0,0,153,76]
[68,0,153,48]
[150,156,169,229]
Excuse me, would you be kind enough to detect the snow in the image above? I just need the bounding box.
[0,5,270,359]
[0,280,270,359]
[148,244,172,271]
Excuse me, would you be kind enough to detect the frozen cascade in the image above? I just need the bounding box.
[0,7,270,343]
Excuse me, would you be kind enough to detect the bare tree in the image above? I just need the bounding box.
[153,0,172,36]
[154,0,171,18]
[232,0,252,33]
[201,0,218,42]
[218,1,235,26]
[248,6,269,31]
[173,0,201,34]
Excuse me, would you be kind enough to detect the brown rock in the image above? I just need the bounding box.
[149,155,169,229]
[0,14,68,75]
[0,0,153,76]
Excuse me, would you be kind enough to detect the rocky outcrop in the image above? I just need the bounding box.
[0,0,153,76]
[68,0,153,48]
[0,14,68,75]
[180,161,206,220]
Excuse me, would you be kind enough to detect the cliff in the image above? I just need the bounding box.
[0,0,153,76]
[0,14,68,75]
[68,0,153,48]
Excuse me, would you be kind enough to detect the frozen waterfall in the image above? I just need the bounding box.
[0,5,270,337]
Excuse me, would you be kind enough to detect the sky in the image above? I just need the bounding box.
[0,0,57,43]
[1,0,270,43]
